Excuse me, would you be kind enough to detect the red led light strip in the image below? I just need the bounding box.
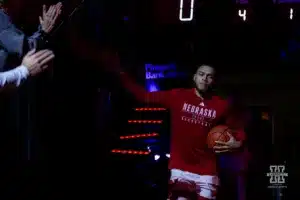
[128,120,163,124]
[120,132,159,139]
[111,149,150,155]
[134,108,166,111]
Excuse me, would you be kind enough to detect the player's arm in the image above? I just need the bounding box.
[118,71,173,106]
[69,33,173,106]
[105,51,173,105]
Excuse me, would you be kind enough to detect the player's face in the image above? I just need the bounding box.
[193,65,215,92]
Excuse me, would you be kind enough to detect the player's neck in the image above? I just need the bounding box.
[194,88,204,100]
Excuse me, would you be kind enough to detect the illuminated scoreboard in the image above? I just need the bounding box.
[235,1,300,22]
[278,0,300,2]
[177,0,300,22]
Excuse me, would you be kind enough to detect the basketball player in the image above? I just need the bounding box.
[118,64,246,200]
[68,36,246,200]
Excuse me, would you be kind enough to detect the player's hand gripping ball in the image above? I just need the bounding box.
[207,125,241,153]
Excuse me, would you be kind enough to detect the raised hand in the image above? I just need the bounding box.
[39,2,62,33]
[21,49,55,76]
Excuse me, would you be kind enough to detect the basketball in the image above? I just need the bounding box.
[207,125,231,148]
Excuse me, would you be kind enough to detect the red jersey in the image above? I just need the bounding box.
[120,73,246,176]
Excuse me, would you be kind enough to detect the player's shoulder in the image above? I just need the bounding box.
[169,88,193,95]
[212,90,229,99]
[211,91,231,106]
[169,88,190,93]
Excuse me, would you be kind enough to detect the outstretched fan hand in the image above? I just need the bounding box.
[39,2,63,33]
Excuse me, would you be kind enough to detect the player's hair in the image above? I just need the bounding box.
[192,63,219,95]
[194,64,216,72]
[194,63,217,80]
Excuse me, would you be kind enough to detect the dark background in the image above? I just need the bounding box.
[2,0,299,199]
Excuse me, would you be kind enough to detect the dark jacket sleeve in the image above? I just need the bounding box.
[0,9,48,58]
